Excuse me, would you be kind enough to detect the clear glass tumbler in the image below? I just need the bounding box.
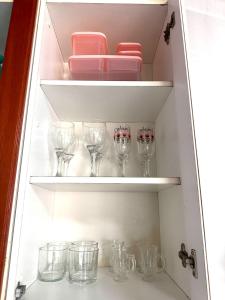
[68,242,99,284]
[142,245,166,282]
[112,245,136,282]
[38,243,67,282]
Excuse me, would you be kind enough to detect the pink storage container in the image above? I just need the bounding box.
[116,42,142,53]
[68,55,104,80]
[105,55,142,81]
[72,32,108,55]
[117,50,142,58]
[68,55,142,81]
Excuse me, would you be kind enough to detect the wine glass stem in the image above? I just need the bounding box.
[63,160,69,176]
[144,159,151,177]
[122,158,126,177]
[56,152,63,177]
[90,152,97,177]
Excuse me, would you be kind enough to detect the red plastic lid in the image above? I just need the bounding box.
[116,42,142,52]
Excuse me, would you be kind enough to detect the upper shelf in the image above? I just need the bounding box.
[30,176,181,192]
[40,80,172,122]
[47,2,167,63]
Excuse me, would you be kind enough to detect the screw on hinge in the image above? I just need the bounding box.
[164,11,175,45]
[178,243,198,279]
[15,282,26,299]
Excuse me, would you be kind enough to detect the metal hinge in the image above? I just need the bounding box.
[178,243,198,278]
[164,11,175,45]
[15,282,26,299]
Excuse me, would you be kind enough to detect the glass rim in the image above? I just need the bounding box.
[39,245,68,251]
[68,247,99,253]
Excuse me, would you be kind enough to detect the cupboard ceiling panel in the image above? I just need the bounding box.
[47,3,167,63]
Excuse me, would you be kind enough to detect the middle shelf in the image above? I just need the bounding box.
[40,80,173,122]
[30,176,181,192]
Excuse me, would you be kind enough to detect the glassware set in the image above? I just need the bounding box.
[49,122,155,177]
[38,240,165,285]
[38,241,99,284]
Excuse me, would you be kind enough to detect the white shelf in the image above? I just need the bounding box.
[40,80,173,122]
[22,269,188,300]
[30,176,180,192]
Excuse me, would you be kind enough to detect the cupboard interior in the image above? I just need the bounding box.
[0,1,12,55]
[5,2,197,300]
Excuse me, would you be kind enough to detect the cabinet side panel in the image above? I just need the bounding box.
[181,1,225,299]
[155,1,208,299]
[0,0,38,296]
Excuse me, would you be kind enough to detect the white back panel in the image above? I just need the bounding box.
[47,2,167,63]
[52,191,160,266]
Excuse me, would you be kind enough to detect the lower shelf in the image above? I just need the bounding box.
[22,269,188,300]
[30,177,181,192]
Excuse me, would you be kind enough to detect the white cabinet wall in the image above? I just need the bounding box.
[2,1,211,300]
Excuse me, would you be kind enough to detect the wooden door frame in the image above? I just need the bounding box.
[0,0,39,294]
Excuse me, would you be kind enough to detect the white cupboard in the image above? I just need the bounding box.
[1,0,210,300]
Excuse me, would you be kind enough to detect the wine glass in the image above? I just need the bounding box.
[114,125,131,177]
[83,122,106,177]
[137,127,155,177]
[50,122,75,176]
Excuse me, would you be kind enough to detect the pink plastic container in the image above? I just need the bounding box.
[68,55,104,80]
[72,32,108,55]
[68,55,142,81]
[105,55,142,81]
[117,50,142,58]
[116,42,142,53]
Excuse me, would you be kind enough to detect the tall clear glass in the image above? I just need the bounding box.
[114,125,131,177]
[83,122,106,177]
[137,127,155,177]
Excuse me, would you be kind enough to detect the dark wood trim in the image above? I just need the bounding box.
[0,0,39,294]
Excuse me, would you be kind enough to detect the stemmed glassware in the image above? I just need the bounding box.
[83,122,106,177]
[50,122,76,177]
[137,127,155,177]
[114,125,131,177]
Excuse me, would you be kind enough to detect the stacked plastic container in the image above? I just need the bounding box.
[68,32,142,81]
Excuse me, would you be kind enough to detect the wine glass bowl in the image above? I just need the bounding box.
[137,127,155,177]
[114,125,131,177]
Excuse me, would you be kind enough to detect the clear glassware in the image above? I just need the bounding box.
[137,127,155,177]
[114,125,131,177]
[138,244,165,282]
[50,122,75,177]
[38,243,67,282]
[68,242,99,284]
[83,122,106,177]
[112,244,136,282]
[61,136,78,176]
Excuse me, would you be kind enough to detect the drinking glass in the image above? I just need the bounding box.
[140,245,165,282]
[50,122,75,176]
[114,125,131,177]
[38,243,67,282]
[137,127,155,177]
[68,241,99,284]
[112,244,136,282]
[83,122,106,177]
